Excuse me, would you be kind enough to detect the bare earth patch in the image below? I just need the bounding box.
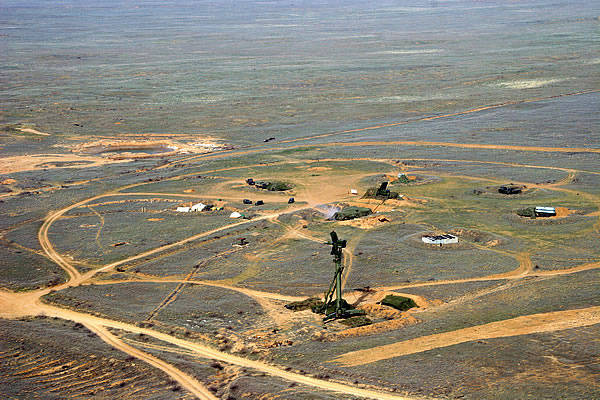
[17,127,50,136]
[70,136,228,160]
[0,154,120,174]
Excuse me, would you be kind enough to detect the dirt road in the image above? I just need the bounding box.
[4,141,599,399]
[21,182,417,399]
[333,306,600,367]
[83,322,218,400]
[35,303,416,400]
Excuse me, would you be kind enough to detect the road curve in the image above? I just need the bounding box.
[84,322,218,400]
[40,303,420,400]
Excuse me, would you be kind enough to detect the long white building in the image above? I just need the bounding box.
[422,234,458,245]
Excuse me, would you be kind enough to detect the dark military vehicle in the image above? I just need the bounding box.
[498,184,522,195]
[364,181,400,199]
[333,206,372,221]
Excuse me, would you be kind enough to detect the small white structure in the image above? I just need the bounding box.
[422,234,458,245]
[229,211,242,219]
[176,206,191,213]
[535,206,556,217]
[350,189,358,195]
[191,202,206,212]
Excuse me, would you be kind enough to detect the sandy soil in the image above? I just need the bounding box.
[17,127,50,136]
[306,166,332,172]
[332,314,419,340]
[0,134,229,174]
[337,214,394,229]
[553,206,575,218]
[333,306,600,367]
[71,137,226,159]
[0,154,120,174]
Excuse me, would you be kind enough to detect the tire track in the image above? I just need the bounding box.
[87,206,105,253]
[145,247,241,322]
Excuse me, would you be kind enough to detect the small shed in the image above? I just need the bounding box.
[191,203,206,212]
[350,189,358,195]
[422,234,458,245]
[176,206,191,213]
[535,206,556,217]
[230,211,242,218]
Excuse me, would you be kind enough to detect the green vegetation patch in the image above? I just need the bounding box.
[285,297,323,311]
[397,174,411,184]
[316,299,355,315]
[285,297,362,318]
[516,207,537,218]
[379,295,417,311]
[363,187,400,199]
[339,315,373,328]
[276,146,318,155]
[265,181,293,191]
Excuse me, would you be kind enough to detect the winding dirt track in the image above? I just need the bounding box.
[20,184,418,399]
[82,322,218,400]
[3,125,600,399]
[37,304,417,400]
[38,196,111,282]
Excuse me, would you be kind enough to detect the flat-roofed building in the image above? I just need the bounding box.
[422,234,458,245]
[191,203,206,212]
[535,206,556,217]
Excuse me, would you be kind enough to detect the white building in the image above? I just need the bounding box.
[176,206,191,213]
[535,206,556,217]
[422,234,458,245]
[229,211,242,218]
[191,203,206,212]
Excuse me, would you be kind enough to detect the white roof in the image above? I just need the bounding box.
[422,234,458,244]
[176,206,191,212]
[191,203,206,211]
[229,211,242,218]
[350,189,358,194]
[535,206,555,212]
